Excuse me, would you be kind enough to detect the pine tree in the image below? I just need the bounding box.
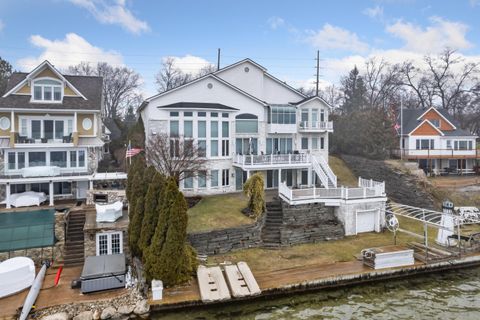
[139,172,166,254]
[341,66,368,114]
[144,178,198,286]
[243,173,265,218]
[128,195,144,257]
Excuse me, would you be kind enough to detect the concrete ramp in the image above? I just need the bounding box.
[237,262,261,296]
[224,265,250,298]
[197,266,231,302]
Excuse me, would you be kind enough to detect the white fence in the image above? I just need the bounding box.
[279,176,386,204]
[233,153,311,166]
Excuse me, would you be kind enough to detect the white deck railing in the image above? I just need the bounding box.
[233,153,311,166]
[299,121,333,131]
[313,155,337,187]
[279,177,385,204]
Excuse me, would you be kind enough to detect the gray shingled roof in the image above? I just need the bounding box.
[398,108,476,137]
[157,102,239,110]
[0,72,103,111]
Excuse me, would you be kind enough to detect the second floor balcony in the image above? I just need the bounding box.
[233,153,311,170]
[14,132,74,147]
[392,148,480,159]
[298,121,333,132]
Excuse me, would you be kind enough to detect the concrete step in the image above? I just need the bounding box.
[64,258,85,267]
[64,252,84,259]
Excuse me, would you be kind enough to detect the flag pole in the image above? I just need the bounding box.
[129,140,132,166]
[400,97,403,160]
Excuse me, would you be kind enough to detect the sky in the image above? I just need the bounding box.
[0,0,479,97]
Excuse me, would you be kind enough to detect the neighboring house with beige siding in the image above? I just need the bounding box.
[0,60,125,208]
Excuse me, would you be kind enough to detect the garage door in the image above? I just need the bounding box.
[356,209,377,234]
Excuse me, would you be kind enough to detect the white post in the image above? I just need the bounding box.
[6,183,11,209]
[93,113,98,136]
[49,181,54,206]
[10,110,15,134]
[358,177,361,187]
[313,184,316,199]
[345,187,349,200]
[247,170,250,179]
[89,180,94,190]
[289,154,291,164]
[363,187,366,198]
[74,112,78,133]
[278,169,281,187]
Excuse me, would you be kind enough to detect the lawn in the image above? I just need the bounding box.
[187,192,253,233]
[329,155,358,187]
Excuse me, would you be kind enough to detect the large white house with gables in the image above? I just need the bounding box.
[140,59,387,236]
[140,59,335,195]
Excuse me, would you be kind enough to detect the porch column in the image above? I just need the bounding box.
[10,110,15,146]
[278,169,282,185]
[93,113,98,136]
[308,168,313,187]
[89,180,94,190]
[6,183,11,209]
[247,170,251,179]
[49,181,54,206]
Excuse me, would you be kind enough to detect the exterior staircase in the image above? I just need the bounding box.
[261,200,283,248]
[64,210,86,267]
[312,155,337,188]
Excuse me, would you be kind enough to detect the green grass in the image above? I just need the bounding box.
[187,193,253,233]
[329,155,358,187]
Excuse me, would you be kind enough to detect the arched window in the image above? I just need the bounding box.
[32,78,63,102]
[235,113,258,133]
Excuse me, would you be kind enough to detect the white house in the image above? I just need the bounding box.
[139,59,335,195]
[396,107,478,175]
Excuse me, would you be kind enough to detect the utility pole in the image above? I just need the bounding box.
[217,48,221,71]
[315,50,320,96]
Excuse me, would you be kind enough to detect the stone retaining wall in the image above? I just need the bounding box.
[280,202,344,245]
[188,215,265,255]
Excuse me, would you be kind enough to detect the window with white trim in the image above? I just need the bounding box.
[32,79,63,102]
[96,232,123,256]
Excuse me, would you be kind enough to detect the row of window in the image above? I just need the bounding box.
[184,169,230,189]
[170,120,230,138]
[7,150,86,170]
[33,79,63,102]
[415,139,474,150]
[170,111,230,118]
[10,182,72,195]
[19,118,74,140]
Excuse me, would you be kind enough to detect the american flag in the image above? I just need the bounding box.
[126,141,142,158]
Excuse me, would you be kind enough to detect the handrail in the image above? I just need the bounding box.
[233,153,311,166]
[313,155,337,187]
[298,121,333,130]
[311,156,330,189]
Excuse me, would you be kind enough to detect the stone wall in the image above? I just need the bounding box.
[86,189,126,205]
[279,202,344,245]
[341,154,435,209]
[188,215,264,255]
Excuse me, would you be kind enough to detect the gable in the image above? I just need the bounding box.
[420,109,454,131]
[36,68,62,80]
[410,121,442,136]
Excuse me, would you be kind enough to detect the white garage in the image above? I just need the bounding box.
[355,209,380,234]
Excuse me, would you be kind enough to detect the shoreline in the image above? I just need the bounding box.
[150,253,480,313]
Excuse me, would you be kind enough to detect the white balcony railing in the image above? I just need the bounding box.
[279,177,385,205]
[298,121,333,131]
[233,153,311,167]
[392,148,478,159]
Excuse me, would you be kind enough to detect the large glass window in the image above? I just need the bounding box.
[198,121,206,138]
[170,120,179,137]
[18,152,25,169]
[198,171,207,188]
[184,121,193,138]
[51,151,67,167]
[211,122,218,137]
[236,138,258,155]
[55,120,64,139]
[70,151,77,167]
[8,153,15,170]
[54,182,71,195]
[235,114,258,133]
[79,150,85,167]
[211,170,219,187]
[29,152,46,167]
[31,183,49,194]
[222,140,229,156]
[222,121,229,137]
[44,120,54,140]
[416,139,434,150]
[301,137,309,150]
[32,79,62,102]
[222,169,229,186]
[210,140,218,157]
[184,174,193,189]
[198,140,206,157]
[32,120,41,139]
[270,106,296,124]
[266,138,293,154]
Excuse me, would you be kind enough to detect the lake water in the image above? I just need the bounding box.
[153,267,480,320]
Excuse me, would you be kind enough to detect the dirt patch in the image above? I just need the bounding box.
[185,196,202,208]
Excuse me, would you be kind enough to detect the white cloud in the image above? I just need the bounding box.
[267,16,285,30]
[164,55,214,74]
[363,6,384,20]
[305,24,369,53]
[470,0,480,7]
[69,0,149,34]
[386,16,472,53]
[17,33,123,71]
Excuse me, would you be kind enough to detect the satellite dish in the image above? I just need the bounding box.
[385,214,399,232]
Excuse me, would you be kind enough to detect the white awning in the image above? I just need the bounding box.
[77,137,105,147]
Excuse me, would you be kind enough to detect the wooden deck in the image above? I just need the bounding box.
[153,252,480,311]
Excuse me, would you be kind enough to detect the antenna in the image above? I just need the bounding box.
[217,48,221,71]
[315,50,320,96]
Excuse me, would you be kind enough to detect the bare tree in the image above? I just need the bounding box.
[398,61,435,109]
[319,84,343,111]
[146,133,207,182]
[155,58,216,93]
[363,58,402,110]
[67,62,142,119]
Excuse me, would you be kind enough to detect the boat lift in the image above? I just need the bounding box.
[384,201,480,263]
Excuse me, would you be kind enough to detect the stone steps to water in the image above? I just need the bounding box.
[64,211,86,267]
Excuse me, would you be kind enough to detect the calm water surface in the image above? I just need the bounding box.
[153,267,480,320]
